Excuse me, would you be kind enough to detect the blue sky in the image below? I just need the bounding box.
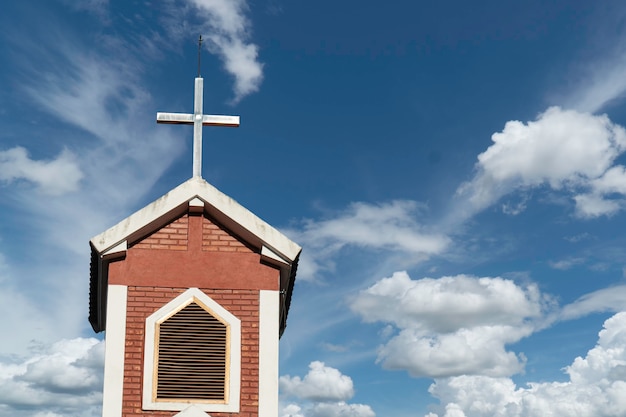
[2,1,626,416]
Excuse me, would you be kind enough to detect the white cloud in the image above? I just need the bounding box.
[574,165,626,217]
[573,193,622,218]
[17,338,104,393]
[560,6,626,115]
[0,338,103,417]
[287,201,450,281]
[378,326,529,378]
[351,271,552,378]
[280,362,375,417]
[351,272,545,330]
[308,402,376,417]
[281,402,376,417]
[479,107,623,185]
[188,0,263,102]
[501,193,529,216]
[280,361,354,402]
[564,233,591,243]
[0,147,83,195]
[0,285,59,357]
[588,165,626,195]
[454,107,626,221]
[62,0,109,18]
[282,403,306,417]
[426,312,626,417]
[548,257,585,270]
[560,285,626,321]
[565,54,626,114]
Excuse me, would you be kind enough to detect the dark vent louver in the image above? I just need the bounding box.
[156,302,227,401]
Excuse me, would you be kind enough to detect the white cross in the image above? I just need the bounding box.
[157,77,240,178]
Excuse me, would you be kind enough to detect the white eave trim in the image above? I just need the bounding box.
[89,177,301,261]
[260,245,289,266]
[102,240,127,260]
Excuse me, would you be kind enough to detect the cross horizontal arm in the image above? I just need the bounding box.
[157,112,193,124]
[202,115,240,127]
[157,112,239,127]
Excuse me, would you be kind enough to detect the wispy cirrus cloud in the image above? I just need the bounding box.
[560,285,626,321]
[286,201,450,281]
[548,257,586,270]
[0,6,184,358]
[560,8,626,114]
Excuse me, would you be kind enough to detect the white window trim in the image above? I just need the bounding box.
[142,288,241,412]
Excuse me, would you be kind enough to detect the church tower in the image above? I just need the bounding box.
[89,55,301,417]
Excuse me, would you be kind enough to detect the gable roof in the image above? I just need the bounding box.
[89,176,301,336]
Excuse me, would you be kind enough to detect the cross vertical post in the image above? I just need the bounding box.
[193,77,204,178]
[156,77,240,179]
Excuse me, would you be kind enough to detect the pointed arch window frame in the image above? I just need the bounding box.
[142,287,241,412]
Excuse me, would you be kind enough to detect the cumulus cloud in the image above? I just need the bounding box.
[350,271,553,378]
[280,362,375,417]
[426,312,626,417]
[0,338,103,417]
[281,402,376,417]
[287,201,450,281]
[308,402,376,417]
[280,361,355,402]
[454,107,626,221]
[187,0,263,102]
[0,147,83,195]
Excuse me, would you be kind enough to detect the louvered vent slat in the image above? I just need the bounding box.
[156,302,227,400]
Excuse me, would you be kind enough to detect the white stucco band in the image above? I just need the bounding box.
[259,290,279,417]
[102,285,128,417]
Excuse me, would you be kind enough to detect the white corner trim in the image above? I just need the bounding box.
[102,285,128,417]
[142,288,241,412]
[259,290,279,417]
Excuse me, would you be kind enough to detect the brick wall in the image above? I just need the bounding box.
[122,286,260,417]
[203,217,253,253]
[132,216,189,251]
[131,214,254,254]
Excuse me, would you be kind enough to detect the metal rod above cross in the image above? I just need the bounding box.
[157,77,240,178]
